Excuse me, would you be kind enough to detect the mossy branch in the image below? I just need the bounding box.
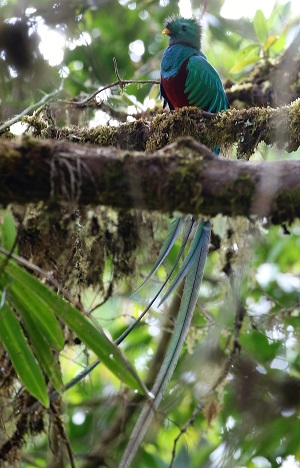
[0,136,299,223]
[22,98,300,158]
[146,99,300,156]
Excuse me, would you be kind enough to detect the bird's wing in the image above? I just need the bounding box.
[185,54,229,112]
[160,81,174,110]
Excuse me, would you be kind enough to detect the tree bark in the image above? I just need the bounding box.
[1,137,299,223]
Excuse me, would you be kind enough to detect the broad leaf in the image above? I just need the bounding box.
[0,299,49,407]
[1,263,64,351]
[1,209,18,253]
[237,44,261,60]
[253,9,268,44]
[230,56,261,75]
[11,281,65,351]
[263,35,277,52]
[20,310,64,393]
[3,259,147,395]
[51,296,148,395]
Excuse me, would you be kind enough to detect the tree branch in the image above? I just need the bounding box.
[0,137,299,223]
[146,100,300,155]
[26,99,300,157]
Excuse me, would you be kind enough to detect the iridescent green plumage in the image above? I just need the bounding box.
[185,55,229,111]
[161,15,228,112]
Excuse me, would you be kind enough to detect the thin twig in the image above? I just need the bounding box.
[0,72,158,133]
[50,403,76,468]
[74,78,159,106]
[0,82,64,133]
[88,282,113,314]
[113,56,123,85]
[57,56,159,108]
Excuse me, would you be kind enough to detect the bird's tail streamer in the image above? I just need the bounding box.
[119,219,211,468]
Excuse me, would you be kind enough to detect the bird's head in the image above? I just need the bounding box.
[162,15,201,49]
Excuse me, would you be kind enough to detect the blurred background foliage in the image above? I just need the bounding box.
[1,0,299,121]
[1,0,300,467]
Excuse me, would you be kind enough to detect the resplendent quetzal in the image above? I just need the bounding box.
[120,15,228,467]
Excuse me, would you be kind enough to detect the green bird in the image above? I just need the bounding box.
[160,15,228,113]
[120,15,228,467]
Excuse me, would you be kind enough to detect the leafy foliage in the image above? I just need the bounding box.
[0,210,147,406]
[230,5,293,75]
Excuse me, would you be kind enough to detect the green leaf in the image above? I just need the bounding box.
[21,310,64,393]
[9,278,64,349]
[0,299,49,407]
[1,209,18,253]
[2,263,64,351]
[52,299,148,395]
[268,2,291,32]
[253,10,269,44]
[3,260,147,395]
[269,33,286,54]
[237,44,261,60]
[240,330,281,362]
[263,35,277,52]
[230,55,261,75]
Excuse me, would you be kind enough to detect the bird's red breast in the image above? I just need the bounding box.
[161,59,190,109]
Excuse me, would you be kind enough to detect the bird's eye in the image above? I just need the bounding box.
[181,25,187,31]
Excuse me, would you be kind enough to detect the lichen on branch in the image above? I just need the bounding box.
[0,136,299,223]
[19,98,300,159]
[146,99,300,156]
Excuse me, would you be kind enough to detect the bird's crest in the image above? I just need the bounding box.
[163,15,202,49]
[164,14,200,30]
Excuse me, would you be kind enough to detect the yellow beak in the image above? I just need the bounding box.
[162,28,171,35]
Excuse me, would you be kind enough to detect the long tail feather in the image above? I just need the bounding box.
[130,216,184,297]
[116,216,195,340]
[157,219,208,307]
[119,221,211,468]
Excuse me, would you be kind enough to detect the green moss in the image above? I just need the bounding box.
[286,98,300,152]
[0,130,16,140]
[271,187,300,224]
[224,173,255,215]
[0,140,23,174]
[147,107,219,152]
[7,96,300,160]
[153,146,206,213]
[23,110,149,150]
[146,105,288,159]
